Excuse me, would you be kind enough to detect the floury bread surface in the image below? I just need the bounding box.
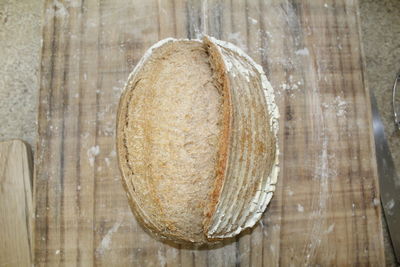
[117,36,280,244]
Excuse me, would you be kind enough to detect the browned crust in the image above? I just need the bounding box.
[116,39,229,244]
[117,38,273,244]
[116,44,170,242]
[116,77,158,237]
[202,36,233,233]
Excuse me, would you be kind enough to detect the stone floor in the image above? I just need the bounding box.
[359,2,400,264]
[0,0,399,265]
[0,0,42,147]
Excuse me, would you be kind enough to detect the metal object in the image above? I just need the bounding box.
[394,70,400,131]
[371,91,400,263]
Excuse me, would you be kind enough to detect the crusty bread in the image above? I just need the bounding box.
[117,36,279,244]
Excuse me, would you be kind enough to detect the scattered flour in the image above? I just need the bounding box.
[248,17,258,25]
[110,150,117,157]
[113,86,123,93]
[280,83,289,90]
[96,216,124,256]
[325,224,335,234]
[322,103,330,109]
[297,204,305,212]
[334,96,347,117]
[280,80,302,91]
[385,199,395,216]
[295,47,309,56]
[322,96,348,117]
[157,249,167,267]
[87,145,100,166]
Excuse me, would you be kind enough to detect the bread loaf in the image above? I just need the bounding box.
[116,36,279,244]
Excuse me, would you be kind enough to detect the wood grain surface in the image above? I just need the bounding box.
[0,140,34,267]
[35,0,385,265]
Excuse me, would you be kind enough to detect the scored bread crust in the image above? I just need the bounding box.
[117,36,280,244]
[203,37,279,238]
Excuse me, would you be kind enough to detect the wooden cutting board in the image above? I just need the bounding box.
[35,0,385,265]
[0,140,34,267]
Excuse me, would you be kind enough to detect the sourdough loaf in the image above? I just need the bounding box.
[117,36,279,244]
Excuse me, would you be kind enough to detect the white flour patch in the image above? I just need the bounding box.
[305,122,330,264]
[295,48,309,56]
[102,123,114,137]
[113,86,123,93]
[297,204,305,212]
[157,248,167,267]
[248,17,258,25]
[280,78,303,91]
[373,198,380,206]
[281,82,298,91]
[385,199,395,216]
[96,216,124,256]
[322,96,348,117]
[325,224,335,234]
[334,96,347,117]
[87,145,100,166]
[280,83,289,90]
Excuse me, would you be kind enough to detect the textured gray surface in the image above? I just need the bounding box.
[0,0,399,265]
[0,0,42,147]
[360,0,400,176]
[359,1,400,265]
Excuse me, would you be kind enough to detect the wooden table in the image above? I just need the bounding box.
[34,0,385,265]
